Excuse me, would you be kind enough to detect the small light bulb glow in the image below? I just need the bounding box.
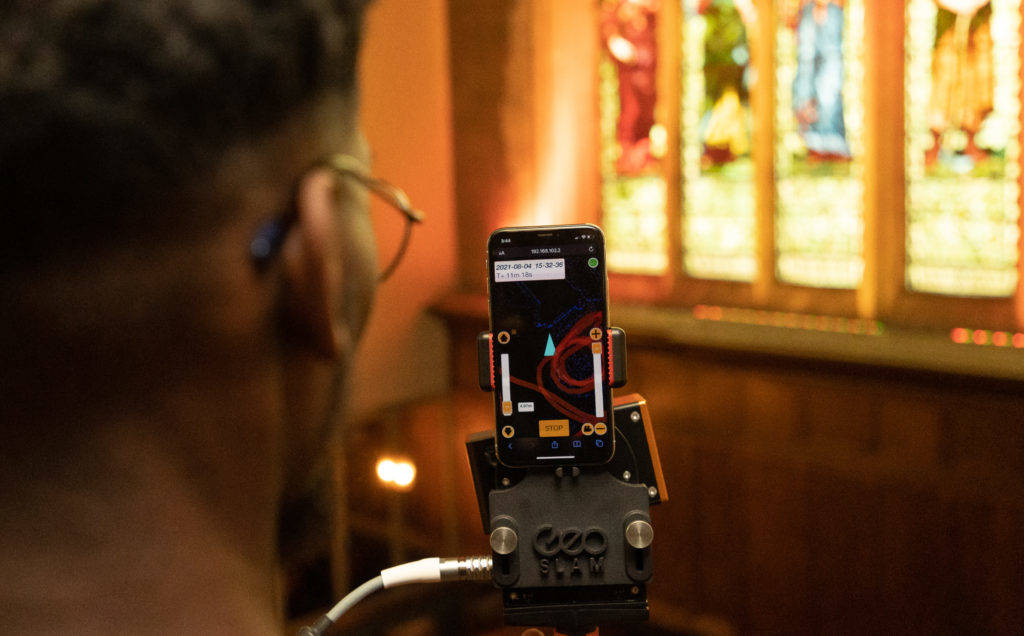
[376,459,396,483]
[375,457,416,489]
[392,462,415,487]
[951,328,1024,348]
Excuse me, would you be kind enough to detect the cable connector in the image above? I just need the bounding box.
[299,556,492,635]
[439,555,492,581]
[379,555,492,587]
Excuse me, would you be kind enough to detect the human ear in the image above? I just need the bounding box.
[278,169,352,360]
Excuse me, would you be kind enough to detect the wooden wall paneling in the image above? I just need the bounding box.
[990,501,1024,631]
[670,280,757,312]
[622,347,701,434]
[879,485,947,633]
[346,418,394,527]
[799,374,879,455]
[450,392,496,553]
[767,283,861,318]
[329,440,352,597]
[647,437,701,622]
[404,400,457,550]
[943,392,1024,492]
[691,363,749,438]
[949,499,998,632]
[744,456,810,633]
[438,398,468,555]
[743,367,802,443]
[890,291,1019,332]
[876,384,942,473]
[805,470,887,633]
[383,411,411,566]
[693,446,751,631]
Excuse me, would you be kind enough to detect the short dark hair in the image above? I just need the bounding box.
[0,0,368,264]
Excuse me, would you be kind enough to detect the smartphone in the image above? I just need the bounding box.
[487,224,614,467]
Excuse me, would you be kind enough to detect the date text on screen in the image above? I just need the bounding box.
[494,258,566,282]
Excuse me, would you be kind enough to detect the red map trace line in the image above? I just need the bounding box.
[507,311,607,425]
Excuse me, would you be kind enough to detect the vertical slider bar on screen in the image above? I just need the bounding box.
[592,345,604,418]
[500,353,511,405]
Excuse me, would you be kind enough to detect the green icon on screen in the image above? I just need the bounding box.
[588,257,599,268]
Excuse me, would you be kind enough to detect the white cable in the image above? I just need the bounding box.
[297,556,491,635]
[325,575,384,622]
[380,557,442,587]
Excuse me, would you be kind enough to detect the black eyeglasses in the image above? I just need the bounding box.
[249,154,424,282]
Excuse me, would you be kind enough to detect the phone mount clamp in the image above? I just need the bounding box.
[467,328,667,635]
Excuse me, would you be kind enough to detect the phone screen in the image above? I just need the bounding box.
[487,225,614,466]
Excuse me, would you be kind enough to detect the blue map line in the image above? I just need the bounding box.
[538,301,584,331]
[517,282,541,306]
[510,266,602,333]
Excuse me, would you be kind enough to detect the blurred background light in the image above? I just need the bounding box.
[375,457,417,489]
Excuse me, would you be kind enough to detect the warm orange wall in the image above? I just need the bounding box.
[448,0,602,294]
[348,0,457,420]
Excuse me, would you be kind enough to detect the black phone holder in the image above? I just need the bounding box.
[467,329,667,635]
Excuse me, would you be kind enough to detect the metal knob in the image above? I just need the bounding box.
[625,519,653,550]
[490,526,518,555]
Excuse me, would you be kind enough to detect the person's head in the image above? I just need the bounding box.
[1,0,377,564]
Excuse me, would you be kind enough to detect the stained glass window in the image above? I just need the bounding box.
[774,0,865,288]
[681,0,758,281]
[599,0,669,275]
[905,0,1021,297]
